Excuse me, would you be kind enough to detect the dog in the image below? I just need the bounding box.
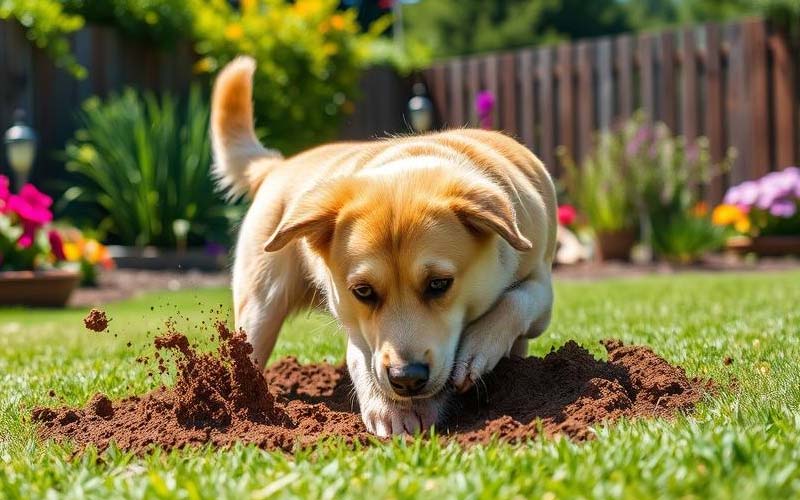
[211,56,557,437]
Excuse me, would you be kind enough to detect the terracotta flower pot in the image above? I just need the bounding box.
[0,270,81,307]
[726,235,800,257]
[595,228,637,261]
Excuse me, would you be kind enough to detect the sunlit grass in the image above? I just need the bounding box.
[1,271,799,499]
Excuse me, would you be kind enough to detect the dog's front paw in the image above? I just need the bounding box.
[451,327,513,393]
[360,395,439,437]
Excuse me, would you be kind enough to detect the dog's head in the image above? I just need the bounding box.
[263,161,530,401]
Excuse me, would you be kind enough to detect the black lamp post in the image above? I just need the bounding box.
[4,109,37,190]
[407,82,434,133]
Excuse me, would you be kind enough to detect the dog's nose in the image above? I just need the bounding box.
[387,363,429,396]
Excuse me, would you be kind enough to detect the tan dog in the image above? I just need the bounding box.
[211,57,557,437]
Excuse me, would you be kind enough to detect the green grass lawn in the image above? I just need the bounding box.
[1,271,799,499]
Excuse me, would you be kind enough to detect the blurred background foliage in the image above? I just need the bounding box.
[402,0,799,58]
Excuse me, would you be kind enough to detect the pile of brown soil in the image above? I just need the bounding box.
[32,322,708,454]
[83,309,109,332]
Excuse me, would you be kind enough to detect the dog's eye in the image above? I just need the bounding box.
[352,285,377,303]
[425,278,453,298]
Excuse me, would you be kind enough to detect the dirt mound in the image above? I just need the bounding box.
[32,323,708,454]
[83,309,109,332]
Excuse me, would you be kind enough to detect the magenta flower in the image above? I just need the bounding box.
[475,90,495,129]
[7,183,53,227]
[48,230,66,260]
[0,175,9,213]
[17,231,33,249]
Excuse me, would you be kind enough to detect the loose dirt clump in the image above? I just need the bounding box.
[32,320,708,454]
[83,309,109,332]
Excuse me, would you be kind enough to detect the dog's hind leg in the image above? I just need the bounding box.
[233,244,310,368]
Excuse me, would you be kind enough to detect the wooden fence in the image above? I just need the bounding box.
[0,21,408,185]
[423,18,797,202]
[2,17,797,202]
[0,23,198,183]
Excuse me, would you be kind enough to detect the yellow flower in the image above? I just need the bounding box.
[734,217,751,234]
[63,242,82,262]
[224,23,244,41]
[240,0,256,13]
[193,57,215,74]
[329,14,346,31]
[712,204,749,230]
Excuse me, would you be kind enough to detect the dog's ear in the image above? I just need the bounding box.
[264,179,354,253]
[449,181,532,251]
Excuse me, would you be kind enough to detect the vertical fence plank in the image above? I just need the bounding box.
[447,59,465,126]
[556,44,574,154]
[659,32,677,129]
[770,32,795,168]
[518,49,536,151]
[483,54,500,129]
[746,20,769,176]
[537,47,555,171]
[597,38,613,132]
[703,24,725,202]
[680,28,699,142]
[500,53,517,134]
[638,34,656,120]
[467,57,481,125]
[427,64,447,127]
[615,35,634,122]
[576,41,594,161]
[726,22,749,183]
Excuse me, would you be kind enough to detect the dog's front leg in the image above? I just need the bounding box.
[347,336,443,437]
[451,272,553,392]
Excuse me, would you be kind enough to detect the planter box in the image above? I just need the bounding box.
[108,246,228,272]
[595,229,637,262]
[727,236,800,257]
[0,270,81,307]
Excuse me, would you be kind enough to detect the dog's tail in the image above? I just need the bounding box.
[211,56,280,198]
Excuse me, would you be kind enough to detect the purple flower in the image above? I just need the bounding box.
[475,90,495,129]
[769,199,797,218]
[625,125,653,158]
[724,180,761,208]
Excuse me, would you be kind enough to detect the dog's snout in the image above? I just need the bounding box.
[386,363,429,396]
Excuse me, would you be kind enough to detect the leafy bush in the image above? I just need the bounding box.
[190,0,379,154]
[0,0,86,78]
[63,87,239,248]
[623,116,733,261]
[558,136,637,233]
[559,113,733,262]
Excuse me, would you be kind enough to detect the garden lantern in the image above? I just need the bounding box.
[4,109,37,190]
[407,82,433,132]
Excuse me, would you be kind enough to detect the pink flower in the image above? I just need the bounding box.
[49,230,66,260]
[475,90,495,129]
[558,204,577,226]
[17,232,33,249]
[0,175,9,213]
[7,183,52,227]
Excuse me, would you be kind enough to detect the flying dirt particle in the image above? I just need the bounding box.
[83,309,110,332]
[48,390,56,398]
[723,356,733,366]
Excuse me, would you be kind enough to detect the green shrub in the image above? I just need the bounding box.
[0,0,86,78]
[62,87,240,248]
[190,0,379,154]
[558,136,637,233]
[559,113,734,262]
